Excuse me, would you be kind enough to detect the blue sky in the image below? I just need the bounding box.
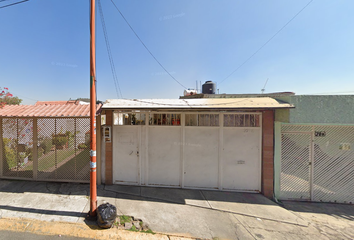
[1,0,354,105]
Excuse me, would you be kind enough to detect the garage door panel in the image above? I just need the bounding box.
[184,128,219,188]
[223,128,261,191]
[148,127,180,186]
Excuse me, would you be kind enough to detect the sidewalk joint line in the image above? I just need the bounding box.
[200,190,213,209]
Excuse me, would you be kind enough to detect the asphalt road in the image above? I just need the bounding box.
[0,231,92,240]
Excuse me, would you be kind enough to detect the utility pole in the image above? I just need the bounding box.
[89,0,97,217]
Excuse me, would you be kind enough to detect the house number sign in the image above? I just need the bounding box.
[315,131,326,137]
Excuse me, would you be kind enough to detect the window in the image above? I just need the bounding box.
[223,114,260,127]
[185,114,219,126]
[149,113,181,126]
[113,113,146,125]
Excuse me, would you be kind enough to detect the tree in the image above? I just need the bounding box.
[0,87,22,108]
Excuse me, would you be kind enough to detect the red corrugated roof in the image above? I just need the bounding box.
[0,101,102,117]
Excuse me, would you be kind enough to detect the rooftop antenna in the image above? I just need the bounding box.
[261,78,269,94]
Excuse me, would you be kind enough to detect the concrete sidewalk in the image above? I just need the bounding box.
[0,180,353,239]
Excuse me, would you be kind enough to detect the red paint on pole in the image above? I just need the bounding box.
[89,0,97,217]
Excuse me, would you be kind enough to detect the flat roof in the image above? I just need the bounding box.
[103,98,293,109]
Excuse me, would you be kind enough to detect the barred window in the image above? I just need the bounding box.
[113,113,146,125]
[223,114,260,127]
[185,114,219,126]
[149,113,181,126]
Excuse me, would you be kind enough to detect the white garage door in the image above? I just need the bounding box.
[111,112,261,192]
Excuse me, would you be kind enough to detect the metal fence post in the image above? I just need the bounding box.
[33,118,38,180]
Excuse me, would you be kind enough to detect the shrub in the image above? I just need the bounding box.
[77,143,88,149]
[3,138,16,169]
[38,147,44,158]
[25,147,33,161]
[39,137,52,154]
[52,134,68,147]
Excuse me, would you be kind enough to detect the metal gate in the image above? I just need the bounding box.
[277,123,354,204]
[0,117,90,183]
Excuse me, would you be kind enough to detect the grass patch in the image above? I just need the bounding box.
[119,215,132,225]
[25,148,76,171]
[129,225,139,232]
[115,215,154,234]
[55,149,89,174]
[141,229,155,234]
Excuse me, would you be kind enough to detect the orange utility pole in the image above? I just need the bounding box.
[89,0,97,217]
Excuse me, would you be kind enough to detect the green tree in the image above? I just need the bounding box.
[0,87,22,108]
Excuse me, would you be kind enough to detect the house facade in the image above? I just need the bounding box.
[98,98,293,198]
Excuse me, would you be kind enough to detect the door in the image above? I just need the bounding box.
[113,126,139,184]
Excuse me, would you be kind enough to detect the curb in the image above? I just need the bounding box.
[0,217,192,240]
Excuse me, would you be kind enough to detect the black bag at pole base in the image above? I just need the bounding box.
[97,203,117,229]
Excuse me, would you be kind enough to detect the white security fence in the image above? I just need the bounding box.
[275,123,354,204]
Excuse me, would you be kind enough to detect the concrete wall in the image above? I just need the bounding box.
[289,95,354,124]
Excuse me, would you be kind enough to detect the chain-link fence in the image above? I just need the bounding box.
[1,117,90,183]
[279,124,354,204]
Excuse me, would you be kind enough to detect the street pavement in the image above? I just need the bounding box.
[0,180,353,239]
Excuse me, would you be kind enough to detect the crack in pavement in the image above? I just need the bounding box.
[230,213,256,240]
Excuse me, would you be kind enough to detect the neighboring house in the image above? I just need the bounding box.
[0,100,101,183]
[274,95,354,204]
[98,98,293,198]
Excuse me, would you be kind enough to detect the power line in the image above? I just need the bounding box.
[0,0,29,9]
[121,98,251,107]
[220,0,314,85]
[98,0,123,98]
[109,0,187,89]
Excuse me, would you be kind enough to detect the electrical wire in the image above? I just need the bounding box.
[109,0,187,89]
[98,0,123,98]
[113,98,256,107]
[220,0,314,85]
[0,0,29,9]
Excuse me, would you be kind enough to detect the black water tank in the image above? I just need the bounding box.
[202,81,216,94]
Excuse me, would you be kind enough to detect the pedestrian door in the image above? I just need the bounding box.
[280,132,312,200]
[113,126,140,184]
